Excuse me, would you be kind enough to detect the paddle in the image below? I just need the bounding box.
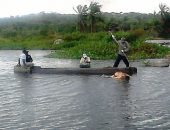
[109,31,127,54]
[108,31,116,41]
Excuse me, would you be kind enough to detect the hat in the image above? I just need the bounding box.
[121,37,125,41]
[83,54,87,58]
[22,49,28,53]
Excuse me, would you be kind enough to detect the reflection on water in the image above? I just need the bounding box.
[0,50,170,129]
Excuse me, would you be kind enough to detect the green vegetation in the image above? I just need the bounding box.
[48,32,170,60]
[0,36,53,50]
[0,2,170,60]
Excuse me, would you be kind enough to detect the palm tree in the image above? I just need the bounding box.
[73,5,88,32]
[159,4,170,37]
[88,2,102,32]
[159,4,169,20]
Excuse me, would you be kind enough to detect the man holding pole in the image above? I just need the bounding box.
[111,34,130,67]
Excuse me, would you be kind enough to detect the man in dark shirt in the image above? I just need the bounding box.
[112,36,130,67]
[25,50,33,62]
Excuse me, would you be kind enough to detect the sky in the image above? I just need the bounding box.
[0,0,170,18]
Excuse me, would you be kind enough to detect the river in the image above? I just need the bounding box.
[0,50,170,130]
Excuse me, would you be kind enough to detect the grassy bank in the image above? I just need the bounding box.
[48,32,170,60]
[0,35,54,50]
[0,31,170,60]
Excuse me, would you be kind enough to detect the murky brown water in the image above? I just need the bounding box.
[0,50,170,130]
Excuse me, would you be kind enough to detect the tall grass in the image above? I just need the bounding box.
[0,35,54,50]
[0,31,169,60]
[49,31,170,60]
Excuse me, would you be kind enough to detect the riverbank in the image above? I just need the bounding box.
[43,32,170,60]
[0,35,54,50]
[0,32,170,60]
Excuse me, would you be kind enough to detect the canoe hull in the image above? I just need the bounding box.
[143,59,169,67]
[14,65,31,73]
[79,64,90,68]
[31,66,137,75]
[14,65,137,75]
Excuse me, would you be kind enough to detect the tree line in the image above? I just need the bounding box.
[0,2,170,39]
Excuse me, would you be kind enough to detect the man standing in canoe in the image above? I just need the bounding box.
[111,35,130,68]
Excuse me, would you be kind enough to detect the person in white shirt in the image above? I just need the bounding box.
[18,50,34,67]
[80,54,91,68]
[18,50,27,66]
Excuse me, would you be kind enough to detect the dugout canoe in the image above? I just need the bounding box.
[142,59,169,67]
[14,65,32,73]
[14,65,137,75]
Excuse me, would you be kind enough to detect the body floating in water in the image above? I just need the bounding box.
[102,71,130,80]
[111,71,130,80]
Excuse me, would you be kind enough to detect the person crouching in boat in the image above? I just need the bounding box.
[17,49,34,67]
[111,71,130,80]
[80,54,91,68]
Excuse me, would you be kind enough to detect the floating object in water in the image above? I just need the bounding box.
[142,59,169,67]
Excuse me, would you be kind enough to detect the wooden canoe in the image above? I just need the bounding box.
[79,64,90,68]
[142,59,169,67]
[33,66,137,75]
[14,66,137,75]
[14,65,32,73]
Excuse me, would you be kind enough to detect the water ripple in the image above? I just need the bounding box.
[0,50,170,129]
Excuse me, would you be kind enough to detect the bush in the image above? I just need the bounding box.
[112,29,145,42]
[63,32,86,41]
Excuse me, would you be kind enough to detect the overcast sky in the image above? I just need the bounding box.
[0,0,170,18]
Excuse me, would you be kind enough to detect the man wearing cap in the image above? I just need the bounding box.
[112,37,130,67]
[80,54,91,68]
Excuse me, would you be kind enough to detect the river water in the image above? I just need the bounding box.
[0,50,170,130]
